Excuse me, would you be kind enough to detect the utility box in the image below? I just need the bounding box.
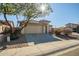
[7,36,10,42]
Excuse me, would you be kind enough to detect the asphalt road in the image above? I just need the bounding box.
[60,48,79,56]
[48,45,79,56]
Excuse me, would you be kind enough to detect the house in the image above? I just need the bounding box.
[65,23,78,28]
[0,20,12,33]
[65,23,79,32]
[20,20,52,34]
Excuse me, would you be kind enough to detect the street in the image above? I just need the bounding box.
[48,45,79,56]
[60,47,79,56]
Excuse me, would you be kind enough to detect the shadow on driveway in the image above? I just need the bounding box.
[25,34,61,44]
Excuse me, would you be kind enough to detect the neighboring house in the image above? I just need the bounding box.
[65,23,78,28]
[0,24,9,33]
[20,20,52,34]
[65,23,79,32]
[0,20,12,33]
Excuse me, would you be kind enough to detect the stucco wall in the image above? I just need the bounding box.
[0,25,10,33]
[0,26,2,33]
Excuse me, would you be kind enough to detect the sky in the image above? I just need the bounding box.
[40,3,79,28]
[0,3,79,27]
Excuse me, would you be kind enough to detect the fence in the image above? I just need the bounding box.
[0,34,7,49]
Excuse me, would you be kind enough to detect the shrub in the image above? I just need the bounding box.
[63,27,73,35]
[55,29,63,35]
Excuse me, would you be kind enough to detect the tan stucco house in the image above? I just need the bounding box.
[0,25,9,33]
[0,20,11,33]
[21,20,52,34]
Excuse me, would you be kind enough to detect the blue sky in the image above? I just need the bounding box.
[41,3,79,27]
[0,3,79,27]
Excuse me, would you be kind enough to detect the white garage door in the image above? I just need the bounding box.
[22,24,43,34]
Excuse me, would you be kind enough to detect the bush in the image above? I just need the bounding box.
[55,29,63,35]
[63,28,73,35]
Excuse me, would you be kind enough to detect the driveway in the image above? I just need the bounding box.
[25,34,61,44]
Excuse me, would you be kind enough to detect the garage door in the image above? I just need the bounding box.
[23,24,43,34]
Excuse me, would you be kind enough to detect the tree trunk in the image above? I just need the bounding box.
[3,5,13,34]
[20,18,30,31]
[3,13,12,33]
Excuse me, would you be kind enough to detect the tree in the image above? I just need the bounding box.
[55,28,63,35]
[0,3,52,40]
[15,3,52,30]
[0,3,19,33]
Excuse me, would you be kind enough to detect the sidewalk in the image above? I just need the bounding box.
[0,40,79,56]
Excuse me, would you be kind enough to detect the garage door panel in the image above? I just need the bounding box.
[24,25,42,33]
